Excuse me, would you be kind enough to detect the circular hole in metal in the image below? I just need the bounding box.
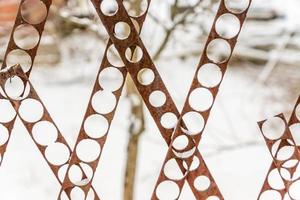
[100,0,118,16]
[45,142,70,166]
[76,139,101,163]
[197,63,222,88]
[163,159,186,180]
[21,0,48,24]
[172,135,189,151]
[84,114,109,139]
[13,24,40,50]
[19,98,44,123]
[68,164,83,186]
[92,90,116,114]
[70,186,85,200]
[137,68,155,86]
[224,0,250,14]
[114,22,131,40]
[124,0,148,17]
[32,121,58,146]
[215,13,241,39]
[194,176,211,191]
[206,39,231,63]
[156,180,179,200]
[149,90,166,107]
[4,76,25,99]
[160,112,178,129]
[189,87,213,112]
[98,67,124,91]
[6,49,32,72]
[182,112,205,135]
[267,168,285,190]
[261,117,286,140]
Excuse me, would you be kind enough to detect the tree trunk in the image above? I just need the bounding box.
[124,76,145,200]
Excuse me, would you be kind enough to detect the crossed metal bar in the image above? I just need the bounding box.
[0,0,52,165]
[57,0,223,198]
[0,0,103,199]
[148,1,251,199]
[0,0,252,199]
[258,97,300,199]
[57,0,251,199]
[0,0,204,199]
[0,65,101,199]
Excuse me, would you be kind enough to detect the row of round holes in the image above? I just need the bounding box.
[5,0,48,72]
[261,118,299,190]
[2,76,73,167]
[2,75,99,197]
[104,3,243,153]
[260,102,300,200]
[102,3,244,153]
[154,1,251,198]
[93,6,236,198]
[4,0,250,198]
[56,8,148,195]
[61,65,128,193]
[260,165,300,199]
[260,116,300,200]
[167,0,252,152]
[1,75,99,185]
[261,117,297,162]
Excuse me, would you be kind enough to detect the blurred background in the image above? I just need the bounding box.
[0,0,300,199]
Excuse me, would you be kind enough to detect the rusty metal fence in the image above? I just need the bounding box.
[1,0,300,199]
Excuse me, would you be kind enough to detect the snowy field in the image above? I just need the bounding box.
[0,0,300,199]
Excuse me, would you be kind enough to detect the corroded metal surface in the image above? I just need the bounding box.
[1,0,52,74]
[0,0,254,199]
[0,64,101,200]
[258,97,300,200]
[57,0,251,199]
[0,0,102,199]
[0,0,52,166]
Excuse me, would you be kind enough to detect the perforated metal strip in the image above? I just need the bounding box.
[0,1,102,199]
[56,1,154,198]
[0,65,101,200]
[57,0,225,198]
[151,1,251,199]
[258,97,300,200]
[0,0,52,167]
[1,0,52,75]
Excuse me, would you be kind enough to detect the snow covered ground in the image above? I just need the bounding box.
[0,0,300,199]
